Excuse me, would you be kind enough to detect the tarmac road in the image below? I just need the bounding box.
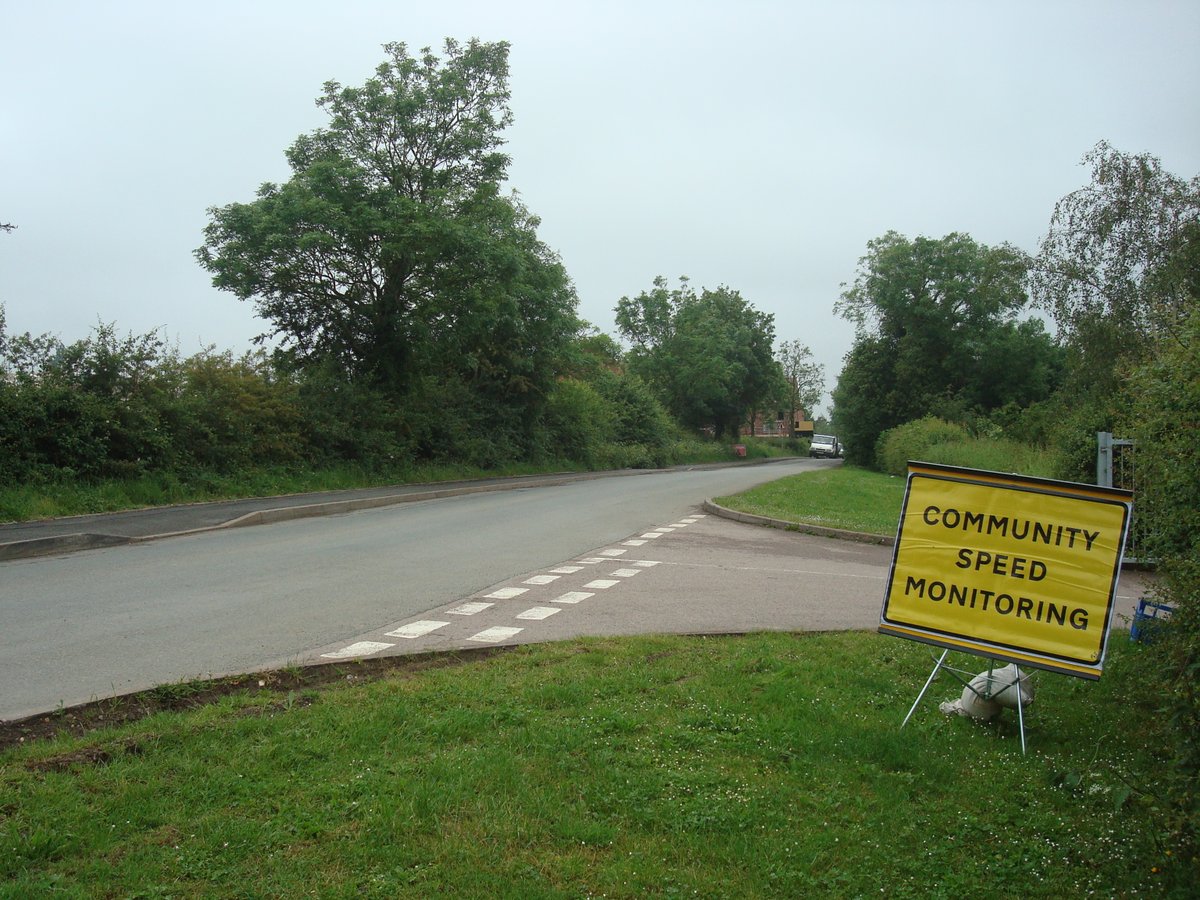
[0,459,1153,721]
[3,459,852,719]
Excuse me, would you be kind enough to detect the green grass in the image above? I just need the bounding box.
[715,464,907,535]
[0,439,800,524]
[0,632,1180,897]
[0,462,562,523]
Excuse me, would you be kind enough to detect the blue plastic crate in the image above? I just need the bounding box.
[1131,598,1175,643]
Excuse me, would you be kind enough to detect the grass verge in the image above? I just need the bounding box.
[714,464,906,535]
[0,631,1180,897]
[0,438,801,524]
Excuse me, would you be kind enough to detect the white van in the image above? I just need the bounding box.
[809,434,840,458]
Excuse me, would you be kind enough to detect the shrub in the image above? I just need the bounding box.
[1121,310,1200,876]
[169,351,307,473]
[541,379,614,465]
[592,372,674,449]
[918,437,1062,478]
[874,417,969,476]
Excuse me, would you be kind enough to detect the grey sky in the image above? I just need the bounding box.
[3,0,1198,413]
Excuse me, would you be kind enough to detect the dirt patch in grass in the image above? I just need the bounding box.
[0,646,516,750]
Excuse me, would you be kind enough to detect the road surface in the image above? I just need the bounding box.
[3,460,849,719]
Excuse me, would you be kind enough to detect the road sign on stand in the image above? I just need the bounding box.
[880,462,1133,680]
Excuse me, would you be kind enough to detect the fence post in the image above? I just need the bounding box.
[1096,431,1113,488]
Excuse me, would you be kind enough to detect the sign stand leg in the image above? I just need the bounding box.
[978,663,1029,755]
[901,649,949,729]
[1014,666,1027,756]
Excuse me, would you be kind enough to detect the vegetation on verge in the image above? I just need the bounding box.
[0,435,799,525]
[823,141,1198,877]
[831,231,1063,468]
[0,632,1182,897]
[715,465,905,536]
[874,416,1062,480]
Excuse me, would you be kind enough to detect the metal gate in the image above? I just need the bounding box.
[1096,432,1139,560]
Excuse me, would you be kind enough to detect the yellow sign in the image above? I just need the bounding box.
[879,462,1132,679]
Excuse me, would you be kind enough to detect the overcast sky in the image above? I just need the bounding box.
[3,0,1198,412]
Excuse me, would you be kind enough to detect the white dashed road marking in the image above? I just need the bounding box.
[447,602,493,616]
[321,641,394,659]
[313,515,702,659]
[553,591,594,604]
[516,606,562,620]
[485,587,529,600]
[386,620,448,639]
[469,626,524,643]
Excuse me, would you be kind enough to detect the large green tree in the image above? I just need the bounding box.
[775,339,824,435]
[196,40,578,414]
[1030,141,1200,393]
[832,231,1061,465]
[1026,143,1200,480]
[616,277,779,438]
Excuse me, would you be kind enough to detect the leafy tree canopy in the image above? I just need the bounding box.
[832,231,1061,465]
[196,39,578,407]
[775,339,824,433]
[616,276,779,438]
[1030,140,1200,392]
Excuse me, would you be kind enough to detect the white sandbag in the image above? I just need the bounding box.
[939,664,1033,720]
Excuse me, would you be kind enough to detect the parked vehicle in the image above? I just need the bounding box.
[809,434,841,458]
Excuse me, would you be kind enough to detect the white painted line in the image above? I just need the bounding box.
[632,560,662,568]
[386,620,449,639]
[578,557,608,564]
[598,548,628,557]
[524,574,560,585]
[447,602,493,616]
[468,626,523,643]
[584,579,620,589]
[640,532,664,539]
[517,606,562,620]
[610,568,641,578]
[553,591,595,604]
[485,587,529,600]
[320,641,395,659]
[622,539,648,546]
[550,566,584,574]
[669,523,691,528]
